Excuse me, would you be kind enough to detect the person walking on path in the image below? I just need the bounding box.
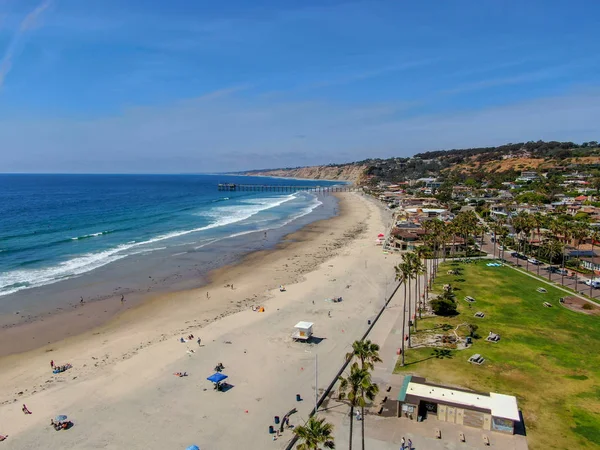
[407,438,412,449]
[400,436,405,449]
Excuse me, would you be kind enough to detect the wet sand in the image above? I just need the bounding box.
[0,194,338,357]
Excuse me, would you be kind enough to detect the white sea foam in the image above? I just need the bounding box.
[0,193,311,296]
[70,231,110,240]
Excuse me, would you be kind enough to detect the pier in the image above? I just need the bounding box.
[217,183,359,192]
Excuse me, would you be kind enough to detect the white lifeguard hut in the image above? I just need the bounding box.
[293,321,314,341]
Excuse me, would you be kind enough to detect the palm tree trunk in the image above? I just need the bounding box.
[349,405,354,450]
[407,277,412,348]
[361,405,365,450]
[561,250,566,286]
[591,240,595,298]
[417,265,422,322]
[422,257,427,318]
[414,272,419,331]
[401,283,406,366]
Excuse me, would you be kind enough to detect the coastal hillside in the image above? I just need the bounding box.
[242,163,368,183]
[242,141,600,184]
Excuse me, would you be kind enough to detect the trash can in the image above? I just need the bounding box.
[268,425,274,434]
[274,416,280,424]
[296,394,302,401]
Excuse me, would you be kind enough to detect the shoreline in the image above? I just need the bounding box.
[0,193,353,358]
[0,193,339,357]
[0,191,398,448]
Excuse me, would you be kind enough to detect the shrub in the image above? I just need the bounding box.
[431,297,458,316]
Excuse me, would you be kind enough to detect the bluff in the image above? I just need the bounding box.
[242,164,368,183]
[241,141,600,185]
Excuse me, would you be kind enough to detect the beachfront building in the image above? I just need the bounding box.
[397,376,521,434]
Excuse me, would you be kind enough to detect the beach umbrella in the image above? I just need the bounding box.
[55,415,68,422]
[186,446,200,450]
[378,233,385,237]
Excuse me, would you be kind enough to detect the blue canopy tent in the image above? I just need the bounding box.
[207,373,228,383]
[207,372,228,391]
[186,446,200,450]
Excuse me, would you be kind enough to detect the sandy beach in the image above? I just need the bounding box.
[0,192,399,449]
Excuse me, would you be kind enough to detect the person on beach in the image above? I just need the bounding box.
[206,292,209,299]
[400,436,405,449]
[50,360,54,368]
[80,296,84,304]
[197,338,202,346]
[407,438,412,449]
[328,311,331,318]
[121,294,125,304]
[22,404,31,415]
[0,434,7,441]
[231,284,234,290]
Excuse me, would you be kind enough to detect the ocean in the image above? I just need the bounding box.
[0,174,340,318]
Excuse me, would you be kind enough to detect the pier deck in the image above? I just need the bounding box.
[217,183,358,192]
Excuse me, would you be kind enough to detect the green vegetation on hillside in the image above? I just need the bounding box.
[394,260,600,450]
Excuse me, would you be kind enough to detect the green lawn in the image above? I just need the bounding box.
[394,260,600,450]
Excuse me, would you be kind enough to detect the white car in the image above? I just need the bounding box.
[527,258,541,265]
[585,279,600,288]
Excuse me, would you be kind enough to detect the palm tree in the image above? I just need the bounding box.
[337,363,377,450]
[415,245,429,318]
[531,212,545,275]
[294,416,335,450]
[540,238,563,280]
[344,341,381,450]
[411,253,426,327]
[346,340,382,371]
[571,221,589,288]
[394,261,410,366]
[356,371,378,450]
[403,252,418,346]
[490,221,503,259]
[589,229,599,297]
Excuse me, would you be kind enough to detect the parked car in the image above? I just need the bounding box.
[527,258,542,265]
[584,279,600,288]
[517,254,528,260]
[510,251,519,257]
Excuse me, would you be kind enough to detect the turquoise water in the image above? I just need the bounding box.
[0,174,339,298]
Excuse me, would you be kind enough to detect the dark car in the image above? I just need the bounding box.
[517,254,528,260]
[510,251,519,257]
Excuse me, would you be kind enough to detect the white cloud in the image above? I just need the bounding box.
[1,88,599,173]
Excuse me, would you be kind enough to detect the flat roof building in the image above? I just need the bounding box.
[397,376,520,434]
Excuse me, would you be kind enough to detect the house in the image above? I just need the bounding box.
[580,256,600,274]
[397,376,521,434]
[390,227,428,251]
[515,171,539,183]
[414,177,443,189]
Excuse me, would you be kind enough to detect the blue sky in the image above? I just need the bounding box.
[0,0,599,173]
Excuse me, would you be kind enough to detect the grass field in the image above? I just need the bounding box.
[394,260,600,450]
